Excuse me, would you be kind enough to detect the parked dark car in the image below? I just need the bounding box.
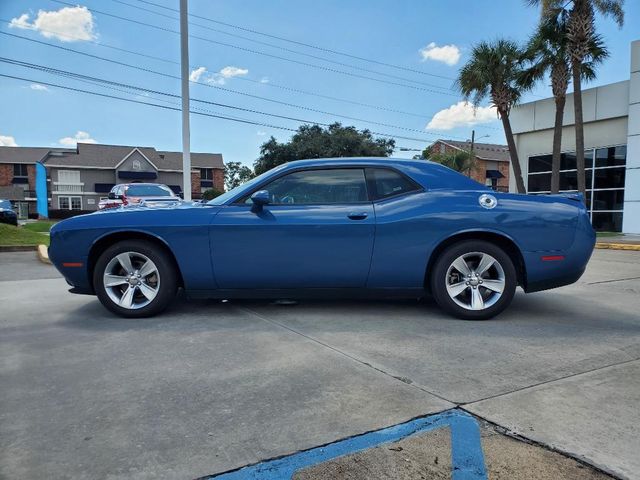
[98,183,180,210]
[0,200,18,226]
[49,158,595,320]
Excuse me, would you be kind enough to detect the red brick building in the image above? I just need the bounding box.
[427,139,511,192]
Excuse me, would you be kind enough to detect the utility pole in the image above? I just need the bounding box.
[180,0,192,201]
[468,129,475,177]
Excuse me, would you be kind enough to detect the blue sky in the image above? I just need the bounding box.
[0,0,638,167]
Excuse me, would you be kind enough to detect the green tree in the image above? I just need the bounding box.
[521,10,607,193]
[254,123,395,175]
[201,188,224,201]
[456,39,529,193]
[224,161,255,190]
[423,148,476,177]
[528,0,624,195]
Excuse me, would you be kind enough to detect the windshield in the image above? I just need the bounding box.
[0,200,12,210]
[207,165,286,205]
[126,184,175,197]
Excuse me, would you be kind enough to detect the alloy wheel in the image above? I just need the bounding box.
[102,251,160,310]
[445,252,505,311]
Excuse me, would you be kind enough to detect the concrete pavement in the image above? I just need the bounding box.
[0,249,639,479]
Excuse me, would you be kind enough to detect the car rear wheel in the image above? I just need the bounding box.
[430,240,516,320]
[93,240,177,318]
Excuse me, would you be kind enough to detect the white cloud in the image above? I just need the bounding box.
[189,66,207,82]
[426,102,497,130]
[257,130,266,136]
[189,66,249,85]
[30,83,49,91]
[0,135,18,147]
[10,6,96,42]
[59,131,97,147]
[219,66,248,79]
[419,42,461,66]
[9,13,31,30]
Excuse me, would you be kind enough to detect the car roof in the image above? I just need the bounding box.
[281,157,433,169]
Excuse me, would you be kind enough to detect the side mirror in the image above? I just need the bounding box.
[108,192,116,200]
[250,190,270,209]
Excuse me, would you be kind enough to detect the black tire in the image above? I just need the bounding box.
[430,240,517,320]
[93,240,178,318]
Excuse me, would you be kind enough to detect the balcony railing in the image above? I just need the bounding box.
[54,183,84,193]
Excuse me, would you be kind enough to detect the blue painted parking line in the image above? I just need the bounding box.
[206,409,487,480]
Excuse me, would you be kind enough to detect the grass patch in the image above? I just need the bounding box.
[0,224,50,246]
[596,231,620,238]
[22,220,57,233]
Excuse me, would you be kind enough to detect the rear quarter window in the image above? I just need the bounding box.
[366,168,422,200]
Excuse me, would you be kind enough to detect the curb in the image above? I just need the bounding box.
[595,242,640,251]
[37,244,52,264]
[0,245,38,252]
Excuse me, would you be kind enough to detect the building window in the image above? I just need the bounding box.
[132,159,142,170]
[201,168,213,180]
[58,196,82,210]
[13,164,28,177]
[527,146,626,232]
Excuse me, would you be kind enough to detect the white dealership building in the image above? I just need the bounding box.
[509,40,639,234]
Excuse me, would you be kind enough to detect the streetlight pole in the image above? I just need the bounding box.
[179,0,192,201]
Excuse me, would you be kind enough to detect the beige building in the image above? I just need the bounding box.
[509,40,639,234]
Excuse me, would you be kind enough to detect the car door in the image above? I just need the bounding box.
[210,167,375,289]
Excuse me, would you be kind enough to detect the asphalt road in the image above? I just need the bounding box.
[0,250,639,479]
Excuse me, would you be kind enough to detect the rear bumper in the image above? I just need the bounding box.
[523,219,596,293]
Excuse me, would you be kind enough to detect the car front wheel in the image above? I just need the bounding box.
[430,240,517,320]
[93,240,177,318]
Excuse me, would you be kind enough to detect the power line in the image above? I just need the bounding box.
[130,0,456,81]
[0,72,300,131]
[0,69,440,142]
[0,31,464,139]
[0,19,436,119]
[3,57,443,136]
[108,0,455,92]
[48,0,458,95]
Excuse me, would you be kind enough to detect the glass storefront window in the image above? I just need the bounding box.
[529,155,553,173]
[592,212,623,232]
[592,190,625,211]
[595,146,626,167]
[528,173,551,192]
[527,145,627,232]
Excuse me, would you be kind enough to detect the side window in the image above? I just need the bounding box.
[256,169,368,205]
[367,168,421,200]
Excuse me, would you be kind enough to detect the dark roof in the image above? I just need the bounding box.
[436,139,510,162]
[0,143,224,170]
[0,147,67,164]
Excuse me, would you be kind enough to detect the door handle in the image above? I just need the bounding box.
[347,212,368,220]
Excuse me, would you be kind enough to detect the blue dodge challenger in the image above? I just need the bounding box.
[49,158,595,320]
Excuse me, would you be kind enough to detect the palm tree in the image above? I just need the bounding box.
[456,39,529,193]
[528,0,624,196]
[521,10,608,193]
[428,149,477,177]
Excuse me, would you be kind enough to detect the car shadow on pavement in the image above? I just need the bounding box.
[60,288,640,338]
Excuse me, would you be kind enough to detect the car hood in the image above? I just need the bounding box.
[51,201,221,233]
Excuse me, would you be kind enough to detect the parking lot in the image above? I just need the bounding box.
[1,249,639,479]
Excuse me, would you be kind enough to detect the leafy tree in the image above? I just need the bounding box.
[201,188,224,201]
[224,161,255,190]
[521,10,607,193]
[528,0,624,195]
[456,39,530,193]
[423,148,476,177]
[254,123,395,175]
